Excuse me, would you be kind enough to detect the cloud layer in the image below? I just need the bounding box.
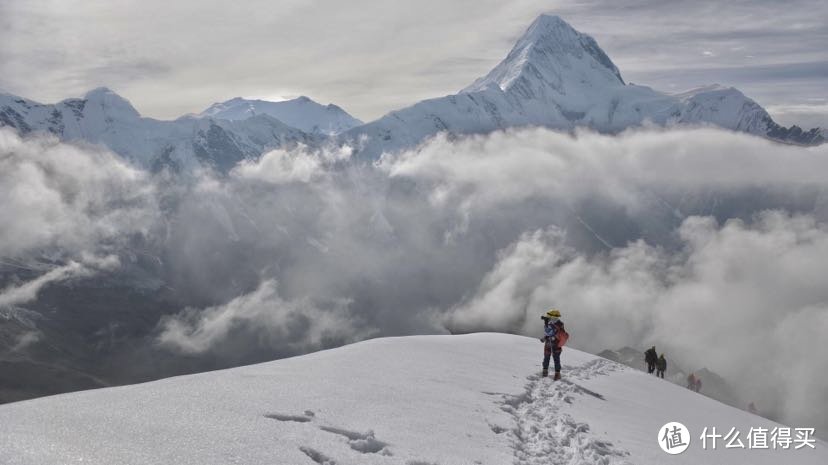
[0,130,157,258]
[447,213,828,430]
[2,125,828,435]
[157,279,368,362]
[154,127,828,432]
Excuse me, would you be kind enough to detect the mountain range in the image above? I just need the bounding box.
[198,95,363,135]
[0,14,823,171]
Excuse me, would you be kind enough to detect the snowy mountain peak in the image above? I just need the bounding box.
[83,86,115,98]
[342,15,823,161]
[673,83,736,101]
[463,14,624,97]
[199,96,362,135]
[522,14,604,52]
[79,87,140,119]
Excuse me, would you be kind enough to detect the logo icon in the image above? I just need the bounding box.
[659,422,690,454]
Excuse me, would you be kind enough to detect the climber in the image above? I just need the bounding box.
[656,353,667,379]
[540,309,569,380]
[644,346,657,374]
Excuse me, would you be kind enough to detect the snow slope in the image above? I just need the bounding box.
[0,333,824,465]
[199,96,363,135]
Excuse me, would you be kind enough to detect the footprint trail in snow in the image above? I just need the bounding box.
[497,358,634,465]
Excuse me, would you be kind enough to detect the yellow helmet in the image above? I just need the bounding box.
[545,309,561,318]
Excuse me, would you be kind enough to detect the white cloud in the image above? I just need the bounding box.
[445,211,828,431]
[12,330,42,352]
[231,145,352,184]
[0,253,119,307]
[382,127,828,213]
[5,125,828,436]
[0,128,158,257]
[157,279,372,356]
[446,228,575,332]
[766,102,828,129]
[0,262,87,308]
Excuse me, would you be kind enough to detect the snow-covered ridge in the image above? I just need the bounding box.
[0,88,321,172]
[340,14,823,159]
[0,334,824,464]
[0,15,824,171]
[463,14,624,95]
[199,96,363,135]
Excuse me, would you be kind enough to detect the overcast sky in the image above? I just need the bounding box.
[1,0,826,126]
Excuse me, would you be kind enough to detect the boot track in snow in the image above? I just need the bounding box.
[495,358,634,465]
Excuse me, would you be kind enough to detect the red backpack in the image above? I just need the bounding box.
[555,321,569,347]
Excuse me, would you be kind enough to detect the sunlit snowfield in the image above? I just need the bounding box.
[2,334,826,464]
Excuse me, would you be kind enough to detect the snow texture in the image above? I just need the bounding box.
[0,333,824,465]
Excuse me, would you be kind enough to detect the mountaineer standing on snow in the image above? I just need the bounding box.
[644,346,658,374]
[540,309,568,380]
[656,353,667,379]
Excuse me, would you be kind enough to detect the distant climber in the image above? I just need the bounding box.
[748,402,758,415]
[694,377,702,393]
[540,309,568,380]
[656,353,667,379]
[687,373,696,390]
[644,346,657,374]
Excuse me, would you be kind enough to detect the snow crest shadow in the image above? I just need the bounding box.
[319,425,392,455]
[299,446,336,465]
[262,409,392,457]
[265,412,314,423]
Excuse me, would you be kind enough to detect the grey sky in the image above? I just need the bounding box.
[1,0,826,126]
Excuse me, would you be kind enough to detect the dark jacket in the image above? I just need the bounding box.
[645,347,657,363]
[657,356,667,371]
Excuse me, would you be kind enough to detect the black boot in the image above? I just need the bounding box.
[553,371,561,381]
[542,368,549,377]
